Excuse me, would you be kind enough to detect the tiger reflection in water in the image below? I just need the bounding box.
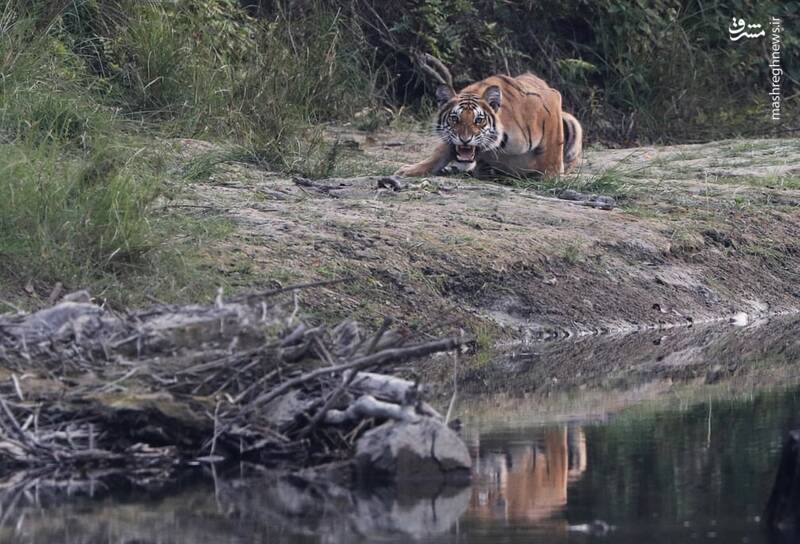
[469,425,587,523]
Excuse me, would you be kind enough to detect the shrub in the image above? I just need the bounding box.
[350,0,799,143]
[0,9,112,147]
[0,3,228,306]
[217,6,377,170]
[0,141,158,288]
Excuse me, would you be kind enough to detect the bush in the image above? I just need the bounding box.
[0,3,228,306]
[112,7,195,116]
[0,10,112,147]
[349,0,799,143]
[44,0,378,169]
[210,6,377,170]
[5,0,796,146]
[0,4,154,292]
[0,141,158,288]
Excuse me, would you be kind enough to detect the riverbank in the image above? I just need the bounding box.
[5,129,800,368]
[165,129,800,350]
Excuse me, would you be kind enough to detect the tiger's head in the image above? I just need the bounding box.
[435,84,504,165]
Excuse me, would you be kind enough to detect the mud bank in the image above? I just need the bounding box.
[175,131,800,346]
[449,313,800,426]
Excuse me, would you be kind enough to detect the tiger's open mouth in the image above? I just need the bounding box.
[455,145,476,163]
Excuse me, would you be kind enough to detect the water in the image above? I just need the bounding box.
[3,324,800,543]
[460,391,799,544]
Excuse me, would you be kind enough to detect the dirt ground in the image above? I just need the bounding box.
[174,127,800,357]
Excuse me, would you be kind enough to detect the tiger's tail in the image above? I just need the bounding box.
[562,112,583,173]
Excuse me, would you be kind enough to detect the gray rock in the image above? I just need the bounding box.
[355,418,471,484]
[591,195,616,209]
[351,484,470,539]
[558,188,583,201]
[216,470,470,542]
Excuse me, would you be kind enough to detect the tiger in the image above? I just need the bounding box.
[394,73,582,178]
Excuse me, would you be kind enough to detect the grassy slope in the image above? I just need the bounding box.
[0,2,374,309]
[1,1,798,329]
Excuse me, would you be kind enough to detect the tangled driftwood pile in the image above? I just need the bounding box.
[0,287,470,483]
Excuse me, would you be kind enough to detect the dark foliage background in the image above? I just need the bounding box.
[333,0,799,144]
[4,0,799,145]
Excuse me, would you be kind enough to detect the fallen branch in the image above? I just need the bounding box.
[0,292,467,477]
[247,336,464,411]
[377,176,406,192]
[557,189,616,210]
[292,176,348,197]
[324,395,419,425]
[347,371,421,405]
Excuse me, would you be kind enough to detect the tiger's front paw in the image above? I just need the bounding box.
[394,163,430,177]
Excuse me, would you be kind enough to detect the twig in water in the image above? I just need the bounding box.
[445,349,459,425]
[210,398,221,458]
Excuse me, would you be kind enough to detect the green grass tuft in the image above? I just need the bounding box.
[0,1,381,307]
[495,165,637,200]
[0,141,153,287]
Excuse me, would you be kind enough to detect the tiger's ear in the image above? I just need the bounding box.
[435,85,455,106]
[483,85,502,111]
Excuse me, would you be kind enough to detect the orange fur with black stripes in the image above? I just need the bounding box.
[395,73,582,177]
